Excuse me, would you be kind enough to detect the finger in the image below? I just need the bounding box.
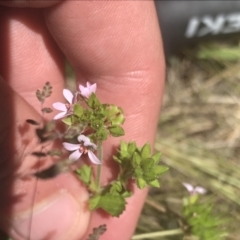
[0,77,90,240]
[44,1,164,239]
[0,7,65,116]
[0,6,91,240]
[0,0,61,8]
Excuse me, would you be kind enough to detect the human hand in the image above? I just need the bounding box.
[0,1,165,239]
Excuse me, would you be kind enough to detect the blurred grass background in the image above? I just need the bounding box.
[1,39,240,240]
[133,38,240,240]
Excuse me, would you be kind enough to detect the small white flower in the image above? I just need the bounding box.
[52,89,75,120]
[79,82,97,98]
[183,183,207,195]
[63,135,101,164]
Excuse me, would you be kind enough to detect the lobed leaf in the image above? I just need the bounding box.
[140,143,151,159]
[74,104,84,118]
[75,165,92,185]
[127,142,137,155]
[108,126,125,137]
[151,152,162,163]
[87,93,101,109]
[99,193,126,217]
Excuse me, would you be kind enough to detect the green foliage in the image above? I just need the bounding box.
[73,104,84,117]
[113,141,168,189]
[32,82,169,220]
[183,197,228,240]
[62,94,125,142]
[62,116,72,126]
[108,126,125,137]
[75,165,92,185]
[89,193,126,217]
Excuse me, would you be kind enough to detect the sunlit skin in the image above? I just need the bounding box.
[0,1,165,240]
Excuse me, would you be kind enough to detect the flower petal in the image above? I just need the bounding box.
[78,134,91,143]
[182,183,194,193]
[195,186,207,194]
[63,142,80,151]
[53,111,67,120]
[69,150,82,161]
[88,151,101,164]
[79,88,90,98]
[79,82,96,98]
[53,102,66,111]
[63,89,74,104]
[89,83,97,93]
[86,82,91,88]
[84,141,97,149]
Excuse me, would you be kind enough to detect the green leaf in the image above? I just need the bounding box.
[154,165,169,175]
[127,142,137,155]
[148,179,160,188]
[87,93,101,109]
[108,126,125,137]
[137,177,147,189]
[132,152,142,167]
[62,116,72,126]
[120,141,128,155]
[106,105,119,119]
[111,114,125,126]
[75,165,92,185]
[141,143,151,159]
[89,193,126,217]
[113,155,122,164]
[89,195,102,210]
[141,158,154,170]
[151,152,162,163]
[134,166,143,178]
[94,128,108,141]
[90,119,104,130]
[99,193,126,217]
[121,191,132,198]
[74,104,84,117]
[110,181,122,194]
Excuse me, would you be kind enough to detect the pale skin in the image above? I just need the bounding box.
[0,1,165,240]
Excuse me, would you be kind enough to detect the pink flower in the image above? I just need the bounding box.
[63,135,101,164]
[183,183,207,195]
[79,82,97,98]
[52,89,75,120]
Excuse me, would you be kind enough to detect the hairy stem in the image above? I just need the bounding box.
[96,142,103,191]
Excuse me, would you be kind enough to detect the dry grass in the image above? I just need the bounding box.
[134,40,240,240]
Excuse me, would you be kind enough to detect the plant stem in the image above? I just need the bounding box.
[131,229,183,239]
[96,142,103,190]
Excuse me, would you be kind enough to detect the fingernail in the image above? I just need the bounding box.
[11,190,90,240]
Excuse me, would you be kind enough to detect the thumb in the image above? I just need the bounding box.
[0,78,91,240]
